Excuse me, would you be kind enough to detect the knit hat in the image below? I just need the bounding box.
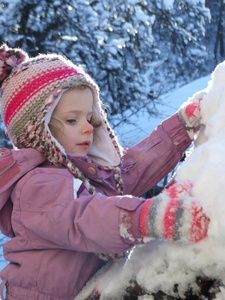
[0,44,124,194]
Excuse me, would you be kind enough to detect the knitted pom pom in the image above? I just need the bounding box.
[0,44,28,87]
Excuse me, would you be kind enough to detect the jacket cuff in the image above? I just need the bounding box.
[162,113,192,150]
[116,196,145,245]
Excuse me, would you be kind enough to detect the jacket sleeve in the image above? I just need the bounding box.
[11,168,145,254]
[121,113,192,196]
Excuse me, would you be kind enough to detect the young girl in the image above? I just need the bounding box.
[0,44,209,300]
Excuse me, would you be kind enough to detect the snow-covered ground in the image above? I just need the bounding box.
[115,74,210,148]
[75,65,225,299]
[0,74,212,297]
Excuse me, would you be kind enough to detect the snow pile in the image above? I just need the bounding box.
[75,61,225,299]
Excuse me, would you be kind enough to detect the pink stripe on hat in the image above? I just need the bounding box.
[4,67,82,128]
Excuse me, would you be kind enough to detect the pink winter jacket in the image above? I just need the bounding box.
[0,114,191,300]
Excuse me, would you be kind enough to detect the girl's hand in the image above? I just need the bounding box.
[178,90,206,139]
[139,179,209,243]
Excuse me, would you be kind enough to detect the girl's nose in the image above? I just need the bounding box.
[82,120,94,134]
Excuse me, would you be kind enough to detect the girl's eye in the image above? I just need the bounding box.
[66,119,76,124]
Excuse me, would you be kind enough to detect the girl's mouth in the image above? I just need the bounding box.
[77,141,91,149]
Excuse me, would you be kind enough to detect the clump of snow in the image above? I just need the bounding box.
[75,61,225,299]
[176,60,225,244]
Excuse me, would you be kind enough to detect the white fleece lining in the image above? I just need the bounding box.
[73,178,83,198]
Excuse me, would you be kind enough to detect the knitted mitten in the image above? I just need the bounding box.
[139,179,209,243]
[178,90,206,139]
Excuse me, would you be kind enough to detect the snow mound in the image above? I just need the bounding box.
[75,61,225,299]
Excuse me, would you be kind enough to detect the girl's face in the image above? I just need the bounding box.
[50,87,94,156]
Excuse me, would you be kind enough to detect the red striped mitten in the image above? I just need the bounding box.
[139,180,209,243]
[178,90,206,139]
